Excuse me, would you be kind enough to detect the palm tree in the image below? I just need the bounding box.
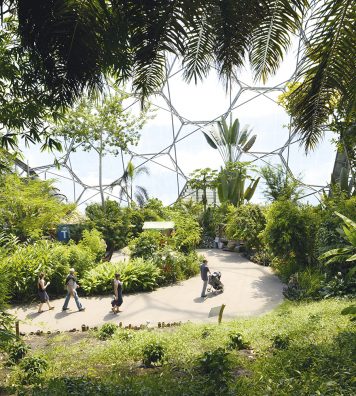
[118,161,150,207]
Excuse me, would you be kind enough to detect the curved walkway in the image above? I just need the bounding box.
[9,250,284,332]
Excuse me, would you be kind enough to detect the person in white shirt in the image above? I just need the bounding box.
[62,268,85,312]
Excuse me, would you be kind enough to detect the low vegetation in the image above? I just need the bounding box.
[1,299,354,395]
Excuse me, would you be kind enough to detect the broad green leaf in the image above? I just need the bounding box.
[202,132,218,149]
[336,212,356,230]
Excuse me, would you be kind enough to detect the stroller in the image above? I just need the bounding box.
[207,271,224,293]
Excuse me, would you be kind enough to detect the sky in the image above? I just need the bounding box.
[20,39,336,211]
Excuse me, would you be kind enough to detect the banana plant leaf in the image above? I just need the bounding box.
[346,253,356,262]
[238,128,249,146]
[336,212,356,230]
[319,247,352,260]
[230,118,239,144]
[242,135,256,152]
[202,131,218,149]
[244,177,260,201]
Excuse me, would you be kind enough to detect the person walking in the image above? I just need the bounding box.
[37,272,54,313]
[62,268,85,312]
[200,259,211,298]
[111,273,123,314]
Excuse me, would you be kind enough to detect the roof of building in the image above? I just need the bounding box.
[142,221,175,230]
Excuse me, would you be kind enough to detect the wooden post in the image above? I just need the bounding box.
[15,321,20,338]
[218,304,226,325]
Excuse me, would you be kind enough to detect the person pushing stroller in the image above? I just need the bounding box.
[200,258,224,298]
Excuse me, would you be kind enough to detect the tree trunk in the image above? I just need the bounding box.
[99,132,105,207]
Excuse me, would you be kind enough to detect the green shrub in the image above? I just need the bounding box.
[85,200,131,252]
[226,203,266,252]
[283,268,325,300]
[66,243,97,277]
[0,174,75,241]
[179,251,201,279]
[78,229,106,262]
[6,341,29,364]
[263,200,320,277]
[80,261,121,294]
[121,259,162,293]
[1,240,97,300]
[227,332,250,350]
[315,195,356,274]
[129,230,163,260]
[20,355,48,384]
[1,241,69,300]
[170,212,201,253]
[272,334,290,350]
[97,323,118,340]
[153,248,200,284]
[318,272,356,298]
[197,348,231,392]
[142,341,165,366]
[153,247,184,284]
[81,258,162,294]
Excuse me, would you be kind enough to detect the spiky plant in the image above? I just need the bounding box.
[203,117,257,164]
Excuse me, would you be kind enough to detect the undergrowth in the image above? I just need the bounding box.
[2,299,355,395]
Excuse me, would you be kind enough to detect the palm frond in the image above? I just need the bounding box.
[249,0,307,83]
[182,12,214,84]
[290,0,355,150]
[205,0,264,84]
[135,166,150,177]
[134,185,149,207]
[128,1,187,100]
[16,0,107,106]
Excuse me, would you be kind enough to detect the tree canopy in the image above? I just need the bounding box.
[0,0,354,153]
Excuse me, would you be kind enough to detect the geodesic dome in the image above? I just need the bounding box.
[18,36,335,210]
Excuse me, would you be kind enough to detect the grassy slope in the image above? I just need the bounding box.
[4,298,356,395]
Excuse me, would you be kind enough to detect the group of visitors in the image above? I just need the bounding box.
[37,258,212,313]
[37,269,123,314]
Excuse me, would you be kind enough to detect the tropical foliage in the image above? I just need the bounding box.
[319,212,356,270]
[217,162,260,207]
[0,173,74,241]
[288,1,355,150]
[263,200,320,274]
[260,164,302,201]
[188,168,218,212]
[0,1,353,157]
[80,259,162,295]
[203,117,256,164]
[0,18,63,155]
[116,161,150,207]
[129,230,164,261]
[0,240,98,301]
[85,200,131,254]
[226,204,266,252]
[169,211,201,253]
